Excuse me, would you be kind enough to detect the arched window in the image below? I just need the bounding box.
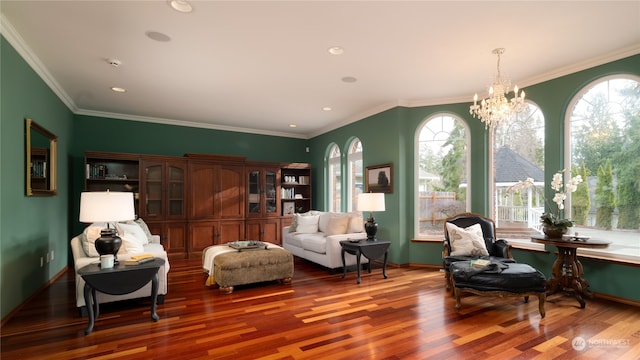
[347,138,363,212]
[327,144,342,212]
[415,113,469,237]
[566,75,640,259]
[493,101,545,238]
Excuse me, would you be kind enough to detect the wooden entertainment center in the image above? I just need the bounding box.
[84,151,311,259]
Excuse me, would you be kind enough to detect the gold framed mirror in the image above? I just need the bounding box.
[26,118,57,196]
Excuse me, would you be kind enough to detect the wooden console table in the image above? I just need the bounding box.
[531,235,610,308]
[77,258,164,335]
[340,240,390,284]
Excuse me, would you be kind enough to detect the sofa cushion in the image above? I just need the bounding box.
[117,222,149,245]
[299,233,328,254]
[348,211,365,233]
[289,211,321,233]
[325,216,350,236]
[446,222,489,257]
[134,218,154,243]
[296,214,320,233]
[82,222,108,257]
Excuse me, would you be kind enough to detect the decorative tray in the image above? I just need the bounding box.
[562,235,590,242]
[227,240,267,250]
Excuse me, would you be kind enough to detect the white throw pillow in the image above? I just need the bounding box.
[446,222,489,257]
[81,222,108,257]
[120,233,144,254]
[134,218,154,243]
[295,215,320,233]
[117,222,149,245]
[324,216,350,236]
[348,212,365,233]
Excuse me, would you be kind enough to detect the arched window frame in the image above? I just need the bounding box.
[414,113,470,238]
[326,143,342,212]
[347,137,363,212]
[563,74,640,261]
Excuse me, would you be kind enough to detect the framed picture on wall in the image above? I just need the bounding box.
[283,201,295,215]
[365,163,393,193]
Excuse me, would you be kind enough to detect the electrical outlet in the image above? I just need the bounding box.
[51,250,54,261]
[40,257,44,267]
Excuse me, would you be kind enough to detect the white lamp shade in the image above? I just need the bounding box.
[356,193,386,212]
[79,191,135,223]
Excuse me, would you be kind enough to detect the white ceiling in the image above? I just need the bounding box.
[1,1,639,139]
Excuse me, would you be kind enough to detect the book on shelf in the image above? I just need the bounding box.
[470,259,491,268]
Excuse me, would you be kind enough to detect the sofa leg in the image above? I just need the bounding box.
[156,294,165,305]
[78,306,88,318]
[524,295,529,303]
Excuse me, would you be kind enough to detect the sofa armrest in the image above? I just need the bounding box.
[494,239,513,259]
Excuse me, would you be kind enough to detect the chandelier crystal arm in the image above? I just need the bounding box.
[470,48,526,129]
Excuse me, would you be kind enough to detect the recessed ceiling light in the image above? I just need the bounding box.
[169,0,193,13]
[322,107,332,111]
[111,87,126,93]
[145,31,171,42]
[289,124,297,128]
[107,59,122,67]
[341,76,357,83]
[328,46,344,55]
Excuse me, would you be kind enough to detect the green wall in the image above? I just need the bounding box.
[2,31,638,320]
[1,36,73,319]
[309,54,640,301]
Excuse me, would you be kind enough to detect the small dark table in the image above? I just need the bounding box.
[340,240,390,284]
[77,258,164,335]
[531,235,610,308]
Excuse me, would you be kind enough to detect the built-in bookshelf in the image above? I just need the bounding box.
[281,163,311,215]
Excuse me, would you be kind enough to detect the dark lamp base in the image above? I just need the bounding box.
[95,228,122,264]
[364,217,378,241]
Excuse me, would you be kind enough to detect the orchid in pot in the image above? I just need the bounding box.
[509,169,583,238]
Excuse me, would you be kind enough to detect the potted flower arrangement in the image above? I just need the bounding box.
[508,169,583,238]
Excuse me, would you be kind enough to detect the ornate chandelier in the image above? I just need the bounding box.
[469,48,526,129]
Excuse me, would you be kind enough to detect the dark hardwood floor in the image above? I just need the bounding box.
[2,257,639,359]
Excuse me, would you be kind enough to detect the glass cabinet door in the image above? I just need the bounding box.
[265,170,277,215]
[248,170,261,214]
[144,164,163,218]
[167,164,185,217]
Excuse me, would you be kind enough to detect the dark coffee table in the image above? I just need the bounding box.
[340,240,390,284]
[77,258,164,335]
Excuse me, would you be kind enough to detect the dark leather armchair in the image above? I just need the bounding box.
[442,212,514,290]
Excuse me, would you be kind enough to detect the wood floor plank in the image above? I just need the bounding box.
[2,257,639,359]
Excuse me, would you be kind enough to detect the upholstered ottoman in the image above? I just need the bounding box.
[203,244,293,294]
[451,261,547,318]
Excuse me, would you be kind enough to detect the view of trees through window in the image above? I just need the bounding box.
[568,77,640,244]
[328,144,341,212]
[417,114,468,236]
[347,138,363,211]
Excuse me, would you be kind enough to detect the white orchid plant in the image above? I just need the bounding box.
[508,169,583,229]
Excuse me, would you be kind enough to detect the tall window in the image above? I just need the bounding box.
[415,114,469,237]
[347,138,363,211]
[567,76,640,260]
[493,102,545,237]
[327,144,342,212]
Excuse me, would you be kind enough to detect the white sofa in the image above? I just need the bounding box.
[282,211,368,270]
[70,219,170,315]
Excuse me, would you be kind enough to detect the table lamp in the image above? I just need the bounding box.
[357,192,386,241]
[79,191,135,264]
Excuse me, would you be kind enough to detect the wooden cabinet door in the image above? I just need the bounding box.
[245,219,281,244]
[218,165,245,219]
[189,163,244,220]
[218,220,245,244]
[140,160,164,220]
[164,221,187,258]
[188,163,217,219]
[189,221,217,253]
[165,160,187,220]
